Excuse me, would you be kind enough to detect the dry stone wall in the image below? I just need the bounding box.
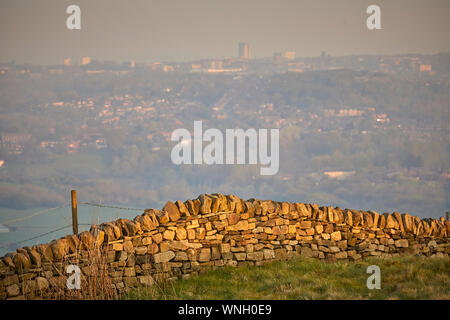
[1,193,449,299]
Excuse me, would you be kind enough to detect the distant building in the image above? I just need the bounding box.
[284,51,296,60]
[86,70,105,74]
[288,61,305,72]
[81,56,91,65]
[419,64,432,72]
[40,141,58,149]
[211,60,223,69]
[95,138,107,149]
[150,62,161,70]
[323,171,355,179]
[63,58,71,66]
[163,65,174,72]
[336,109,364,117]
[1,133,32,155]
[376,113,390,124]
[238,42,250,59]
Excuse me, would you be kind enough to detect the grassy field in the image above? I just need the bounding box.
[124,255,449,300]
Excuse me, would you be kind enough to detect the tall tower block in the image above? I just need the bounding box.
[238,42,250,59]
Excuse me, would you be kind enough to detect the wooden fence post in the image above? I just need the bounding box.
[71,190,78,234]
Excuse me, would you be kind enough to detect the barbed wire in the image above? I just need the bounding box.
[0,203,70,226]
[0,225,72,249]
[0,223,98,251]
[78,202,145,212]
[0,201,143,228]
[0,200,144,252]
[6,225,71,230]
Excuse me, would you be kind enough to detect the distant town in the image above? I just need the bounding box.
[0,44,448,219]
[0,43,442,158]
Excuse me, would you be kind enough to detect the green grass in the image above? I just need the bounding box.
[124,255,449,300]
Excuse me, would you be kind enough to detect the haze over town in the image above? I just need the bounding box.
[1,0,450,64]
[0,1,449,253]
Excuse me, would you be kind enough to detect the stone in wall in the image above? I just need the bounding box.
[0,193,448,300]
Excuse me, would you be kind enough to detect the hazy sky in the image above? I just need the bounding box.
[0,0,449,64]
